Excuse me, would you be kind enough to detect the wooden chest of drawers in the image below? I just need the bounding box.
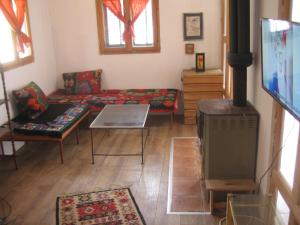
[182,69,224,124]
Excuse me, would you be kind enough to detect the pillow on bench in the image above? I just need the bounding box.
[13,81,49,120]
[63,69,102,95]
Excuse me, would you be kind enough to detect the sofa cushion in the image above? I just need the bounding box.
[13,81,49,119]
[63,69,102,94]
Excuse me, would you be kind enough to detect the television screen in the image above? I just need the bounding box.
[261,19,300,120]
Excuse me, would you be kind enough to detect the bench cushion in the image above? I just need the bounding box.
[48,89,179,113]
[12,104,89,138]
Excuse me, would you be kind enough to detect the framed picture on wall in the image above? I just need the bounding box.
[185,43,194,54]
[195,53,205,72]
[183,13,203,40]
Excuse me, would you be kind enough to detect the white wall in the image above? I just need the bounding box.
[250,0,279,193]
[0,0,57,153]
[1,0,57,112]
[48,0,222,90]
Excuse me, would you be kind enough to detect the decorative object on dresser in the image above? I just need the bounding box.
[185,43,194,54]
[183,13,203,40]
[181,69,223,125]
[195,53,205,72]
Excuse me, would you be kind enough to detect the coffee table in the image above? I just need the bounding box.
[89,104,150,164]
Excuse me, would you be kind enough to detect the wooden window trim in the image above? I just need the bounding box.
[268,1,300,224]
[2,1,34,72]
[221,0,233,99]
[270,103,300,225]
[269,101,300,225]
[95,0,160,55]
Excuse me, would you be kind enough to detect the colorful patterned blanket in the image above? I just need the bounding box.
[12,104,89,138]
[48,89,179,113]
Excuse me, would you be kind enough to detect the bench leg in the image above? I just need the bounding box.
[210,190,214,214]
[170,112,174,128]
[0,141,4,155]
[59,141,64,164]
[76,128,79,145]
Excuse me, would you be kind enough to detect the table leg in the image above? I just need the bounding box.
[90,128,94,164]
[59,141,64,164]
[141,128,144,164]
[170,112,174,128]
[210,190,214,214]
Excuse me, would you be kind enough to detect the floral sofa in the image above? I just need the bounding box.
[47,69,179,115]
[3,70,178,164]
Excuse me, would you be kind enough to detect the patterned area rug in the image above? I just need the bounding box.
[56,188,145,225]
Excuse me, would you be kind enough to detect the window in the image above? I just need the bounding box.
[272,109,300,225]
[279,111,299,188]
[95,0,160,54]
[0,0,33,71]
[292,0,300,22]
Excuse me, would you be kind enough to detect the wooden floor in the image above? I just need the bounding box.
[0,115,219,225]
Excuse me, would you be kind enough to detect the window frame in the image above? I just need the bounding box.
[221,0,233,99]
[270,105,300,225]
[1,1,34,72]
[268,2,300,224]
[95,0,161,55]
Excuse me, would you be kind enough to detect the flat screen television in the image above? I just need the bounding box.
[261,18,300,121]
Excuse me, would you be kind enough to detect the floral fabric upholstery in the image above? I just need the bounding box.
[12,104,89,138]
[13,81,49,119]
[63,69,102,94]
[48,89,179,113]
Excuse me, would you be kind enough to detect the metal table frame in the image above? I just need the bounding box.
[89,104,150,164]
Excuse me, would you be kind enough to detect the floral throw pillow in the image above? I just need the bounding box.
[63,69,102,94]
[13,82,49,119]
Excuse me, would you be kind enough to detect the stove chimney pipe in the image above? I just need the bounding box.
[227,0,253,106]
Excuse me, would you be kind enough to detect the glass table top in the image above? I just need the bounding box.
[229,194,284,225]
[90,104,150,129]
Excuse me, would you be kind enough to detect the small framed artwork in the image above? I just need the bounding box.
[183,13,203,40]
[185,43,194,54]
[195,53,205,72]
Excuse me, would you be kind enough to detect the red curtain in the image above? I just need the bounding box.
[0,0,31,53]
[102,0,149,42]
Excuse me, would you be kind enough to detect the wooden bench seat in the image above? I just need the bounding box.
[205,179,256,214]
[0,110,90,165]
